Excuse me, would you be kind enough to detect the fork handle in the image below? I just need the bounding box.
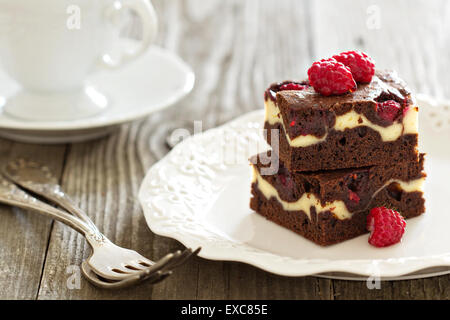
[23,191,108,246]
[1,197,93,236]
[31,189,109,246]
[47,191,100,233]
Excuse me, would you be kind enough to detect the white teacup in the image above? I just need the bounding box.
[0,0,158,121]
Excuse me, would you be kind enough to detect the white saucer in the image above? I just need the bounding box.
[139,95,450,280]
[0,46,195,144]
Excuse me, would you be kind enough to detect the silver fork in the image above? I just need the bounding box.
[0,175,198,288]
[2,159,200,286]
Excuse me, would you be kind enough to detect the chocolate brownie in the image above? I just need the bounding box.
[264,70,420,171]
[249,152,426,246]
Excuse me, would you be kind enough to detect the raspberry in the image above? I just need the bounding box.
[348,190,360,203]
[367,207,406,247]
[333,51,375,83]
[278,173,294,189]
[279,83,308,91]
[376,100,401,122]
[307,58,356,96]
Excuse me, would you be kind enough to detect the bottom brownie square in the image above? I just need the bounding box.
[249,152,426,246]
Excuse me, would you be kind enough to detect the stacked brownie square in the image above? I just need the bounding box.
[250,70,426,246]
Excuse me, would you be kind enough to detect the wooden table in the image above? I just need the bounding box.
[1,0,449,300]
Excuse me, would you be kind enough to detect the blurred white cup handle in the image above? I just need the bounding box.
[99,0,158,69]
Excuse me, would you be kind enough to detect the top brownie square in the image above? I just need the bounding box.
[264,70,419,171]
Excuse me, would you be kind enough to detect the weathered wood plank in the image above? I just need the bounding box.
[0,140,66,299]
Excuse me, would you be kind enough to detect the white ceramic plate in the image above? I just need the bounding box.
[139,95,450,280]
[0,45,195,143]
